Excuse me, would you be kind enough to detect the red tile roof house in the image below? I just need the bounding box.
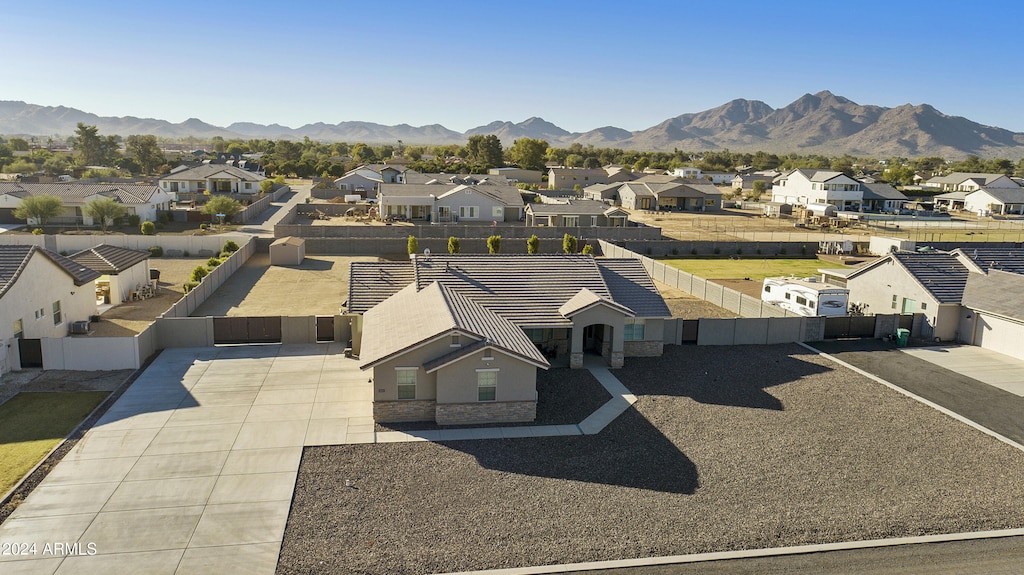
[347,254,670,425]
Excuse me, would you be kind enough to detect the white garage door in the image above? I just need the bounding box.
[974,313,1024,361]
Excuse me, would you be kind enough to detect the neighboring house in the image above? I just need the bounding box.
[732,174,774,191]
[159,164,266,198]
[604,166,637,183]
[0,183,172,225]
[617,177,723,211]
[548,168,608,190]
[859,183,908,213]
[844,251,970,340]
[670,167,702,179]
[951,246,1024,276]
[348,254,671,424]
[1,245,100,373]
[933,191,969,211]
[924,172,1021,192]
[581,183,621,204]
[963,187,1024,215]
[488,167,543,184]
[525,200,631,227]
[771,169,863,210]
[957,269,1024,361]
[703,172,735,185]
[377,183,525,223]
[69,245,151,305]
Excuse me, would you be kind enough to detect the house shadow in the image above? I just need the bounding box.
[297,257,335,271]
[439,408,699,495]
[616,344,834,411]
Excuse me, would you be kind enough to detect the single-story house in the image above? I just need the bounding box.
[732,174,774,191]
[159,164,266,198]
[617,178,723,211]
[269,236,306,266]
[1,245,100,373]
[933,191,969,211]
[525,200,631,227]
[860,183,908,213]
[963,187,1024,215]
[333,164,417,198]
[0,182,172,225]
[69,245,151,305]
[844,251,970,341]
[925,172,1021,192]
[348,254,671,424]
[378,183,525,223]
[703,172,735,185]
[581,183,621,203]
[957,269,1024,361]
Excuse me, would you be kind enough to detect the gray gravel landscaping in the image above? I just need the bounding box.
[277,344,1024,575]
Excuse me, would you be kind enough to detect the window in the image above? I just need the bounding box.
[396,368,416,400]
[34,308,45,320]
[52,301,62,325]
[524,328,549,343]
[921,302,927,310]
[591,216,599,227]
[623,319,646,341]
[244,183,252,190]
[784,292,791,300]
[477,370,497,401]
[891,294,898,310]
[451,335,461,347]
[459,206,479,218]
[563,216,579,227]
[492,206,503,218]
[795,296,807,306]
[13,319,23,339]
[764,286,771,293]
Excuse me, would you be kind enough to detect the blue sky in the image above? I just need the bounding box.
[3,0,1023,133]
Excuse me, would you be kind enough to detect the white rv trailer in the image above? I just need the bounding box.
[761,276,849,317]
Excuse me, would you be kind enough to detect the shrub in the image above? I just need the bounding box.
[183,281,199,293]
[32,228,44,235]
[526,234,539,254]
[157,212,170,224]
[219,251,233,259]
[448,236,460,254]
[140,221,156,235]
[207,257,222,268]
[407,235,418,255]
[128,214,141,227]
[581,244,595,255]
[487,235,501,254]
[562,233,577,254]
[222,240,239,254]
[148,246,163,258]
[190,265,209,282]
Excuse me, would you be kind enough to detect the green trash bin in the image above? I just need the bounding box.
[895,328,910,347]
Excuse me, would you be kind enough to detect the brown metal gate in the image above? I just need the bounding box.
[213,317,282,344]
[316,316,335,342]
[681,320,699,343]
[824,316,877,339]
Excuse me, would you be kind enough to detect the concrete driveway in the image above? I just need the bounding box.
[900,345,1024,397]
[0,343,371,575]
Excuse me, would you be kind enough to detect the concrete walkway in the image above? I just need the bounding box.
[0,346,637,574]
[900,345,1024,397]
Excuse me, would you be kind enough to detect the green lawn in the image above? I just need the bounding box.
[0,392,109,495]
[662,258,836,281]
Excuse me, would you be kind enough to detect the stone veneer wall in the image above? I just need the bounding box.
[624,340,664,357]
[373,400,437,422]
[435,401,537,425]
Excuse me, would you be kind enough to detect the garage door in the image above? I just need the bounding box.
[973,313,1024,361]
[0,208,21,224]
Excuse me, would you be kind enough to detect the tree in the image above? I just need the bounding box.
[14,194,63,226]
[407,235,419,255]
[259,179,274,194]
[527,234,540,254]
[41,155,70,176]
[465,135,503,168]
[581,244,595,255]
[751,179,767,197]
[562,233,577,254]
[125,135,164,174]
[564,154,584,168]
[2,159,37,174]
[508,138,548,171]
[83,197,127,232]
[583,156,601,169]
[72,123,119,166]
[8,137,29,151]
[633,157,650,172]
[487,235,501,254]
[447,236,460,254]
[351,143,377,164]
[201,196,243,223]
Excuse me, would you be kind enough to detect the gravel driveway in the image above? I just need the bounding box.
[276,344,1024,574]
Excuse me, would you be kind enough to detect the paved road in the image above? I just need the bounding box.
[563,536,1024,575]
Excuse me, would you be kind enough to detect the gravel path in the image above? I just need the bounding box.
[375,367,611,432]
[277,344,1024,574]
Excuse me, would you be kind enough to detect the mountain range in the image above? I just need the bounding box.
[3,91,1023,159]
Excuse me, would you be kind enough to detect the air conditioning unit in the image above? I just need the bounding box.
[69,320,90,335]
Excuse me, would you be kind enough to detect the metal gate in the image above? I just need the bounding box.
[213,317,282,344]
[898,314,913,330]
[824,316,877,339]
[681,320,699,343]
[316,316,335,342]
[18,339,43,368]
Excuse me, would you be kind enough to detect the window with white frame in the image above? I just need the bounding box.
[563,216,579,227]
[396,368,417,400]
[459,206,479,218]
[477,369,497,401]
[492,206,503,218]
[52,301,62,325]
[13,319,23,339]
[623,318,646,341]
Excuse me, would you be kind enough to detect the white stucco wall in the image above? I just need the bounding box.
[0,252,97,344]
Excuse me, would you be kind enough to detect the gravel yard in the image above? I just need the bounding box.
[277,344,1024,575]
[654,280,738,319]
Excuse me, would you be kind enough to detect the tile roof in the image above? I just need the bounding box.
[379,183,524,207]
[969,187,1024,204]
[892,252,970,303]
[346,261,416,313]
[952,247,1024,275]
[860,182,908,201]
[161,164,265,182]
[0,182,163,205]
[558,288,634,318]
[962,270,1024,321]
[595,259,672,317]
[0,245,100,298]
[526,199,615,215]
[69,244,149,274]
[927,172,1015,186]
[359,282,548,370]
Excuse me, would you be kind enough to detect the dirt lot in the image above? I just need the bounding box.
[0,369,132,407]
[191,253,378,316]
[86,258,209,337]
[654,280,738,318]
[277,345,1024,574]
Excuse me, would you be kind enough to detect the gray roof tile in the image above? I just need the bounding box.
[70,244,149,274]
